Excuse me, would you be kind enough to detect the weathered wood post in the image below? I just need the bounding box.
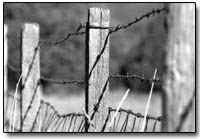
[85,7,110,132]
[4,24,8,126]
[21,23,41,132]
[162,3,195,132]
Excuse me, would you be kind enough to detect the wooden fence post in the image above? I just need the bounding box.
[21,23,41,132]
[4,24,8,127]
[162,3,195,132]
[85,7,110,132]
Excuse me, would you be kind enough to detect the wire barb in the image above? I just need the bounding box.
[81,7,166,34]
[40,76,85,85]
[108,107,162,121]
[39,23,86,47]
[109,7,166,34]
[109,73,162,84]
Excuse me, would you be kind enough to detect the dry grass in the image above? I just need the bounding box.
[5,88,162,132]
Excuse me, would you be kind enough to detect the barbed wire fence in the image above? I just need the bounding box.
[4,7,166,132]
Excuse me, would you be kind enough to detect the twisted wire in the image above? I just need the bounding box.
[109,107,162,122]
[109,73,162,84]
[40,76,85,85]
[39,23,86,47]
[81,7,166,34]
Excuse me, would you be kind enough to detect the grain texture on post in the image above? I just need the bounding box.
[21,23,41,132]
[85,7,110,132]
[162,3,195,132]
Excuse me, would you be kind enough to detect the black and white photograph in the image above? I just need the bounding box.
[3,2,196,133]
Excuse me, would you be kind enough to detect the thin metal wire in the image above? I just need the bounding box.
[137,117,142,132]
[61,117,68,132]
[67,116,74,132]
[144,117,149,132]
[77,117,85,132]
[120,113,129,132]
[109,107,162,121]
[81,7,166,34]
[131,116,137,132]
[30,100,43,132]
[152,119,157,132]
[72,115,78,132]
[40,76,85,85]
[54,117,65,132]
[39,22,85,47]
[22,80,40,123]
[5,7,165,132]
[109,8,166,34]
[109,73,162,84]
[7,63,162,85]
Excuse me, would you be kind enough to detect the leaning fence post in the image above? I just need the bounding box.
[4,24,8,127]
[21,23,41,132]
[85,7,110,132]
[162,3,195,132]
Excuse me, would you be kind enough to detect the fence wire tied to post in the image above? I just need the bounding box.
[6,93,163,132]
[81,7,166,33]
[7,63,162,86]
[7,64,85,86]
[83,7,165,103]
[4,7,166,132]
[38,7,165,48]
[6,6,165,88]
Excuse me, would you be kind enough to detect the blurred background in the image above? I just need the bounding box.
[4,3,166,117]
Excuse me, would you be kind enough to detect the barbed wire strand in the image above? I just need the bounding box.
[109,7,166,34]
[109,73,162,84]
[5,7,166,131]
[81,7,166,34]
[40,76,85,85]
[6,93,162,132]
[109,107,162,122]
[7,63,162,85]
[30,7,166,48]
[39,23,85,47]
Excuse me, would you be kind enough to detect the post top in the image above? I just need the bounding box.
[22,23,39,31]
